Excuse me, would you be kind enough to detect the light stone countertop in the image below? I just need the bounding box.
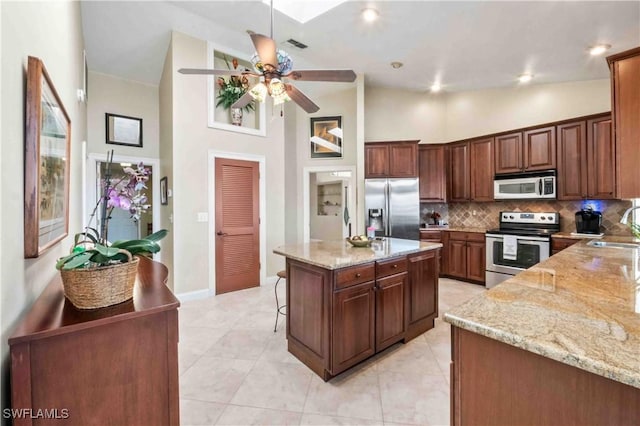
[273,238,442,270]
[445,236,640,389]
[419,226,487,233]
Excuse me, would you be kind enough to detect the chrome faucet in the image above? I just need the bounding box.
[620,206,640,224]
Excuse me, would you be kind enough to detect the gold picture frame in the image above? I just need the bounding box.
[310,116,342,158]
[24,56,71,258]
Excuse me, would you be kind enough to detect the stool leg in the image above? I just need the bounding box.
[274,277,281,332]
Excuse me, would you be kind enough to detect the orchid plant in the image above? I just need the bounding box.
[56,151,167,271]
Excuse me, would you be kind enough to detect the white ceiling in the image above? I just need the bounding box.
[81,1,640,93]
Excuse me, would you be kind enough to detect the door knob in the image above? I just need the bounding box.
[216,231,227,236]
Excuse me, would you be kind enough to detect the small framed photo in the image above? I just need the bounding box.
[106,113,143,147]
[310,116,342,158]
[160,176,168,205]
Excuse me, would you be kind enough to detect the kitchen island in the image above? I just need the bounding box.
[445,236,640,425]
[274,238,442,380]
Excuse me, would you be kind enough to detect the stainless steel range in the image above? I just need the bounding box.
[485,211,560,289]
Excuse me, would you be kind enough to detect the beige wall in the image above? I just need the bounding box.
[364,79,611,144]
[158,41,175,289]
[1,0,86,408]
[286,87,359,243]
[87,71,159,158]
[443,79,611,142]
[365,86,446,143]
[170,31,286,294]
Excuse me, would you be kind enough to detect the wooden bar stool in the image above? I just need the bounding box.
[274,270,287,332]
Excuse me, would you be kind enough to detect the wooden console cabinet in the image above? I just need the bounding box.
[286,249,440,380]
[9,257,180,426]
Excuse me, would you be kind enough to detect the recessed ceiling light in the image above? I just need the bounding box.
[390,61,403,69]
[362,8,379,22]
[589,44,611,56]
[518,73,533,83]
[431,83,442,92]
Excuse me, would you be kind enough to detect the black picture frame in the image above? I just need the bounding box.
[106,113,143,147]
[160,176,168,205]
[310,116,342,158]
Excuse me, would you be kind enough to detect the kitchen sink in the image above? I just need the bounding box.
[587,240,640,249]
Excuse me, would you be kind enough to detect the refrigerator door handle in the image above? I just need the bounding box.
[386,181,391,236]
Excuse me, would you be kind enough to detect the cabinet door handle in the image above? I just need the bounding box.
[392,264,398,269]
[355,273,361,278]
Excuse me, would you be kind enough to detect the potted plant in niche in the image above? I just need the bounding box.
[56,152,168,309]
[215,56,255,126]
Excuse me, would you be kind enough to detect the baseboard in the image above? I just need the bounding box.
[175,289,212,302]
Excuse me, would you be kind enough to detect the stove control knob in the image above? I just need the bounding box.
[547,216,554,221]
[509,215,514,219]
[503,215,508,220]
[541,216,546,220]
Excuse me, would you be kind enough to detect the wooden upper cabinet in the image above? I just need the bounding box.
[587,116,615,199]
[419,144,446,202]
[495,128,555,174]
[494,132,523,174]
[557,114,614,200]
[608,47,640,199]
[557,121,588,200]
[365,141,418,178]
[447,142,470,202]
[470,138,494,202]
[523,126,556,171]
[365,144,390,177]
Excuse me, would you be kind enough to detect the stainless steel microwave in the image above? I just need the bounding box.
[493,170,556,200]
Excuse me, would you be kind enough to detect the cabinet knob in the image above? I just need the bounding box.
[392,264,398,268]
[355,273,361,278]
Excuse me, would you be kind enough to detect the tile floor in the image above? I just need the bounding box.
[178,278,485,426]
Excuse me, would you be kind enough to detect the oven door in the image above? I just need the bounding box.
[485,234,550,275]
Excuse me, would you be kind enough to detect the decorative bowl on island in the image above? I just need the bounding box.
[346,236,373,247]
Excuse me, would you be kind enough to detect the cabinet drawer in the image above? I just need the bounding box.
[448,231,485,242]
[551,237,579,252]
[420,230,442,241]
[376,257,408,279]
[335,263,375,290]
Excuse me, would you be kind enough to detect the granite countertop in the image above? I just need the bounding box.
[273,238,442,270]
[420,225,487,233]
[552,231,604,240]
[445,236,640,389]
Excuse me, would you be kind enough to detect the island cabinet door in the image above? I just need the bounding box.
[375,272,407,352]
[331,281,376,375]
[406,250,439,341]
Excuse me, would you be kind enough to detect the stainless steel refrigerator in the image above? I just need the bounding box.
[365,178,420,240]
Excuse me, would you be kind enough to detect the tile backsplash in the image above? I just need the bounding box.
[421,200,633,235]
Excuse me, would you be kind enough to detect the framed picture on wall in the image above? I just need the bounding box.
[160,176,168,205]
[106,113,143,147]
[24,56,71,258]
[310,116,342,158]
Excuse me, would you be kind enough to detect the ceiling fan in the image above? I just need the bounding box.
[178,1,356,113]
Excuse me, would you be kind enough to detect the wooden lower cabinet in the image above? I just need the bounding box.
[419,229,444,274]
[333,281,376,373]
[9,257,180,426]
[443,231,485,284]
[451,327,640,425]
[286,251,439,380]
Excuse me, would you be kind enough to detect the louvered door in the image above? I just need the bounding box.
[215,158,260,294]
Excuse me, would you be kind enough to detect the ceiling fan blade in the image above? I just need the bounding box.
[178,68,243,75]
[284,70,357,82]
[231,91,255,110]
[250,33,278,69]
[285,84,320,114]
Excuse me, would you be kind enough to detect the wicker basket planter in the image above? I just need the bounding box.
[60,250,139,310]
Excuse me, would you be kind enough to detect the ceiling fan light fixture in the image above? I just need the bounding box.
[249,82,268,102]
[362,8,379,22]
[589,44,611,56]
[269,78,286,96]
[273,91,291,106]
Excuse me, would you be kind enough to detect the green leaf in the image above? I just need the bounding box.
[92,244,121,257]
[61,252,93,270]
[145,229,168,242]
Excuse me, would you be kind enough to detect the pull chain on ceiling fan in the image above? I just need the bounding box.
[178,0,356,113]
